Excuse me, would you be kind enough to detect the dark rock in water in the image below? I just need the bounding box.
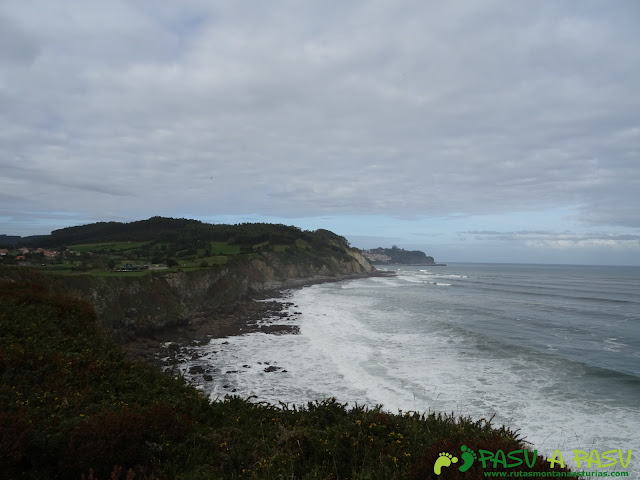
[222,341,229,345]
[242,364,251,368]
[282,370,288,373]
[231,388,237,392]
[223,385,229,389]
[189,365,205,375]
[259,324,300,335]
[203,374,213,381]
[264,365,281,373]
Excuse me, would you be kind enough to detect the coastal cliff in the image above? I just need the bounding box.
[0,254,374,339]
[0,218,376,341]
[363,245,445,265]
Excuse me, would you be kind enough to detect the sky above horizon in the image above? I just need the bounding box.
[1,1,639,265]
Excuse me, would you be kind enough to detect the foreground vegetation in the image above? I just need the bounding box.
[0,280,572,479]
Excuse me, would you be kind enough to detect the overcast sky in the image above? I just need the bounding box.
[1,1,639,265]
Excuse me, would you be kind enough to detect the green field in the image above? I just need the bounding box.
[197,255,229,265]
[208,241,241,255]
[89,270,151,278]
[69,241,151,253]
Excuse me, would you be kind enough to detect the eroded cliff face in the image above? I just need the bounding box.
[244,250,375,291]
[108,252,374,338]
[1,250,375,340]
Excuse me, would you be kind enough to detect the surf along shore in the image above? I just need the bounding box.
[124,270,396,372]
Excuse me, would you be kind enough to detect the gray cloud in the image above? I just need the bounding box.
[1,0,639,234]
[0,14,39,66]
[463,230,640,250]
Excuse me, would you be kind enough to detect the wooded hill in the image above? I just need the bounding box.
[38,217,349,249]
[2,217,360,274]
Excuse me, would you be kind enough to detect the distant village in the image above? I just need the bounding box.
[0,246,159,272]
[0,246,68,263]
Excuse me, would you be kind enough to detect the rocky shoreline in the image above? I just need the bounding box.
[123,270,395,373]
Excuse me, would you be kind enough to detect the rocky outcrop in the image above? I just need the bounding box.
[362,246,445,266]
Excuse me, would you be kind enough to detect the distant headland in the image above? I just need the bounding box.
[362,246,446,266]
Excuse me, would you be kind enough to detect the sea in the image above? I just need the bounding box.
[180,263,640,476]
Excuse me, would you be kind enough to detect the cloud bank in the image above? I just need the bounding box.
[1,1,639,261]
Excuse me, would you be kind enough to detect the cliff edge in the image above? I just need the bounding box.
[362,246,445,266]
[0,218,378,341]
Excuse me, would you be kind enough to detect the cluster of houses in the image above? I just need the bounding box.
[0,246,74,263]
[0,247,169,272]
[116,264,149,272]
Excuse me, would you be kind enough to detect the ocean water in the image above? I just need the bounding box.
[181,263,640,475]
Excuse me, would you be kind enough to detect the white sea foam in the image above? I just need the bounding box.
[603,337,627,352]
[182,266,640,478]
[290,284,639,475]
[398,275,425,283]
[368,277,403,287]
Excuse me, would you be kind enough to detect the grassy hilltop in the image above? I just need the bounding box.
[1,217,367,275]
[0,281,570,479]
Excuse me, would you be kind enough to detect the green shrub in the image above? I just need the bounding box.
[0,280,575,479]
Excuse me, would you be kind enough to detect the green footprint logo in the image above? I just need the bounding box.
[459,445,477,472]
[433,452,458,475]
